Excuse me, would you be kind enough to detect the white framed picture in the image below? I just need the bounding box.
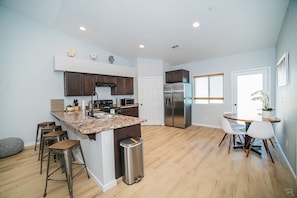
[277,52,289,87]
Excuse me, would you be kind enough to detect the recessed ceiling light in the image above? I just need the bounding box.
[80,26,86,31]
[139,44,144,48]
[192,22,200,28]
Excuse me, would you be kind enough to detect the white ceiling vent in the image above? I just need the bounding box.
[171,45,181,51]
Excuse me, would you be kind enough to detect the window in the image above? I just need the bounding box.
[194,73,224,104]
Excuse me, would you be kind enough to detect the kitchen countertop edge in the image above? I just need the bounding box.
[51,110,146,135]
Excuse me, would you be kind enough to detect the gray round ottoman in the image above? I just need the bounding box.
[0,137,24,158]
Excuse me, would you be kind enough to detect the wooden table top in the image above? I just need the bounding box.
[223,113,281,123]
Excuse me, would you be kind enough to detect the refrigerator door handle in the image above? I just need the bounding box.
[165,97,171,106]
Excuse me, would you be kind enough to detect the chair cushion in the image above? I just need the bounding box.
[0,137,24,158]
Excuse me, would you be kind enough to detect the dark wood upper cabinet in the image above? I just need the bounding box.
[112,77,125,95]
[125,77,134,95]
[166,69,189,83]
[106,76,117,84]
[96,75,116,84]
[82,73,96,95]
[64,72,134,96]
[111,76,133,95]
[64,72,82,96]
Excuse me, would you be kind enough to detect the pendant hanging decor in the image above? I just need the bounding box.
[108,55,114,64]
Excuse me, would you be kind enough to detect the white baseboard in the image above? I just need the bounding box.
[192,122,221,129]
[24,141,35,147]
[274,137,297,183]
[87,168,117,192]
[75,154,117,192]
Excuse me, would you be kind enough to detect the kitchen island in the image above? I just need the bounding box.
[51,110,146,192]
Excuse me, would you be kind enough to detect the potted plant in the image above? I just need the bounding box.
[251,90,273,118]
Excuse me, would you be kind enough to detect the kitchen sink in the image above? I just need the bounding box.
[90,112,115,119]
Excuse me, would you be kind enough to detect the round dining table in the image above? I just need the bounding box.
[223,113,281,155]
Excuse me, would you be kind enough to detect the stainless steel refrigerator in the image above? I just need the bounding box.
[164,83,192,128]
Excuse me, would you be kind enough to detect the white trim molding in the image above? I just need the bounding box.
[54,55,136,77]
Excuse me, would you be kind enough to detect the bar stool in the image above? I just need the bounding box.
[43,140,89,198]
[40,130,69,174]
[38,125,62,161]
[35,122,55,151]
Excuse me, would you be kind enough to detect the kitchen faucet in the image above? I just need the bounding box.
[90,91,98,116]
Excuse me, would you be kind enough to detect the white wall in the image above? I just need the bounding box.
[275,0,297,177]
[0,7,132,146]
[173,48,276,128]
[134,58,165,99]
[135,58,164,77]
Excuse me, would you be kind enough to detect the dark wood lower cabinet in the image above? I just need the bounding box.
[120,106,139,117]
[113,124,141,179]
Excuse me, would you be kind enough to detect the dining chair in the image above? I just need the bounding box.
[223,112,245,131]
[218,117,246,153]
[246,121,275,163]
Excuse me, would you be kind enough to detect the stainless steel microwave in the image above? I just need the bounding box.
[121,98,134,106]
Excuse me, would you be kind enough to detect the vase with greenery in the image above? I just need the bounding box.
[251,90,273,118]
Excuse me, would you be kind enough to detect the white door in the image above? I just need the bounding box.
[138,77,163,125]
[232,68,270,115]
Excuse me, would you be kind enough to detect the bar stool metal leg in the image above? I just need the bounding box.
[63,149,73,198]
[79,145,90,179]
[43,140,89,197]
[43,150,51,198]
[35,124,39,151]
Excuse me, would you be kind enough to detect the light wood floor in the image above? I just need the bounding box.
[0,125,296,198]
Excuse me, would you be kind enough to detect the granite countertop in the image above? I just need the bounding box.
[51,110,146,135]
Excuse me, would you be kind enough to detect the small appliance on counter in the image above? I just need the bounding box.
[121,98,134,106]
[116,98,121,107]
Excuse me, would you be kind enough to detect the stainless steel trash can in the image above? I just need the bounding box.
[120,137,144,185]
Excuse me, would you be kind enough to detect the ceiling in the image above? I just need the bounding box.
[0,0,290,65]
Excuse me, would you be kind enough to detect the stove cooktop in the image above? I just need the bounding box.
[94,99,113,108]
[93,100,120,113]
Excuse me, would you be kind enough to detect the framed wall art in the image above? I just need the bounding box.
[277,52,289,87]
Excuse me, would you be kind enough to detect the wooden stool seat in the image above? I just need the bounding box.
[39,122,55,126]
[43,131,68,138]
[35,122,55,151]
[41,125,62,132]
[43,139,89,197]
[40,130,68,174]
[49,140,80,150]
